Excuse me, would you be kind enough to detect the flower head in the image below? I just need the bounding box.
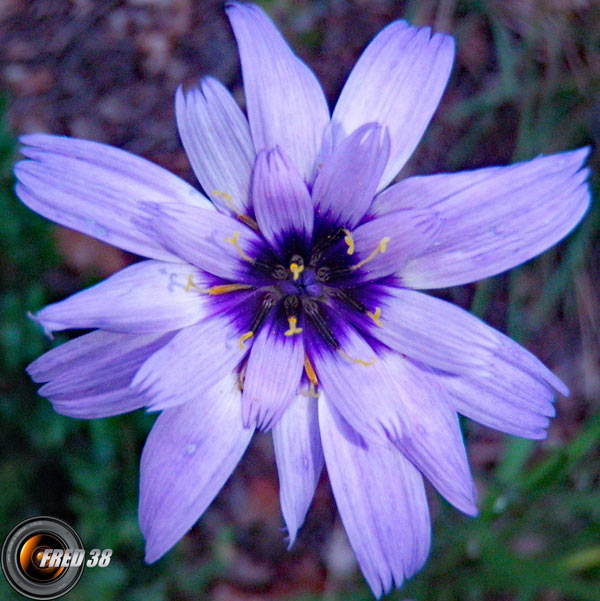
[16,2,590,597]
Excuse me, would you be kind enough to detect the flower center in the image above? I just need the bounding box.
[202,222,386,365]
[193,220,390,397]
[278,264,323,298]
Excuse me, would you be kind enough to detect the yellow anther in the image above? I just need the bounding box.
[338,349,376,367]
[225,231,255,263]
[186,277,252,296]
[213,190,259,231]
[284,316,303,337]
[238,331,254,349]
[366,306,383,327]
[290,262,304,281]
[208,283,253,295]
[238,214,259,230]
[212,189,234,206]
[351,236,391,271]
[302,354,320,398]
[185,274,207,293]
[343,229,355,255]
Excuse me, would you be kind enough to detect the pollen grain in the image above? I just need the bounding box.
[351,236,391,271]
[343,229,355,255]
[225,231,255,263]
[290,262,304,281]
[338,349,376,367]
[284,316,303,337]
[208,283,253,295]
[185,274,208,293]
[302,354,320,398]
[238,331,254,349]
[213,190,259,231]
[366,306,383,327]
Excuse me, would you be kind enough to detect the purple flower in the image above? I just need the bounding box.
[15,2,590,597]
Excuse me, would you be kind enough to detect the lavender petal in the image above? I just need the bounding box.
[373,149,591,288]
[311,123,389,229]
[362,286,567,396]
[331,21,454,190]
[382,354,478,516]
[306,313,408,444]
[349,210,440,282]
[15,134,212,260]
[132,306,254,411]
[147,203,270,284]
[242,313,304,430]
[319,397,430,596]
[29,330,174,418]
[33,261,212,335]
[226,2,330,184]
[272,394,323,547]
[175,78,255,215]
[437,365,555,439]
[140,372,254,563]
[252,147,314,256]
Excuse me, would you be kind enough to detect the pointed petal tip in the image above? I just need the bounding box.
[224,1,259,21]
[25,362,39,382]
[435,28,456,51]
[332,16,455,188]
[142,398,176,413]
[19,132,51,147]
[224,0,239,12]
[546,372,569,398]
[176,77,218,103]
[200,74,220,88]
[26,355,49,383]
[460,498,479,517]
[566,144,592,165]
[13,159,29,176]
[225,1,261,17]
[49,402,78,419]
[357,122,391,154]
[284,528,297,551]
[367,581,385,599]
[130,368,146,391]
[25,318,57,381]
[174,83,185,107]
[143,542,165,565]
[27,310,54,340]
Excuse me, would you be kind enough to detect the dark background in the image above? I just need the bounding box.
[1,1,599,599]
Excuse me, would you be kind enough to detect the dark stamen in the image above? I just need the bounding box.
[254,259,279,275]
[329,288,368,313]
[316,266,352,282]
[303,299,339,350]
[290,254,304,267]
[284,295,300,317]
[271,265,288,280]
[250,293,277,333]
[309,227,346,266]
[316,266,330,282]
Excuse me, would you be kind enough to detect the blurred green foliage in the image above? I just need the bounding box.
[1,1,599,600]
